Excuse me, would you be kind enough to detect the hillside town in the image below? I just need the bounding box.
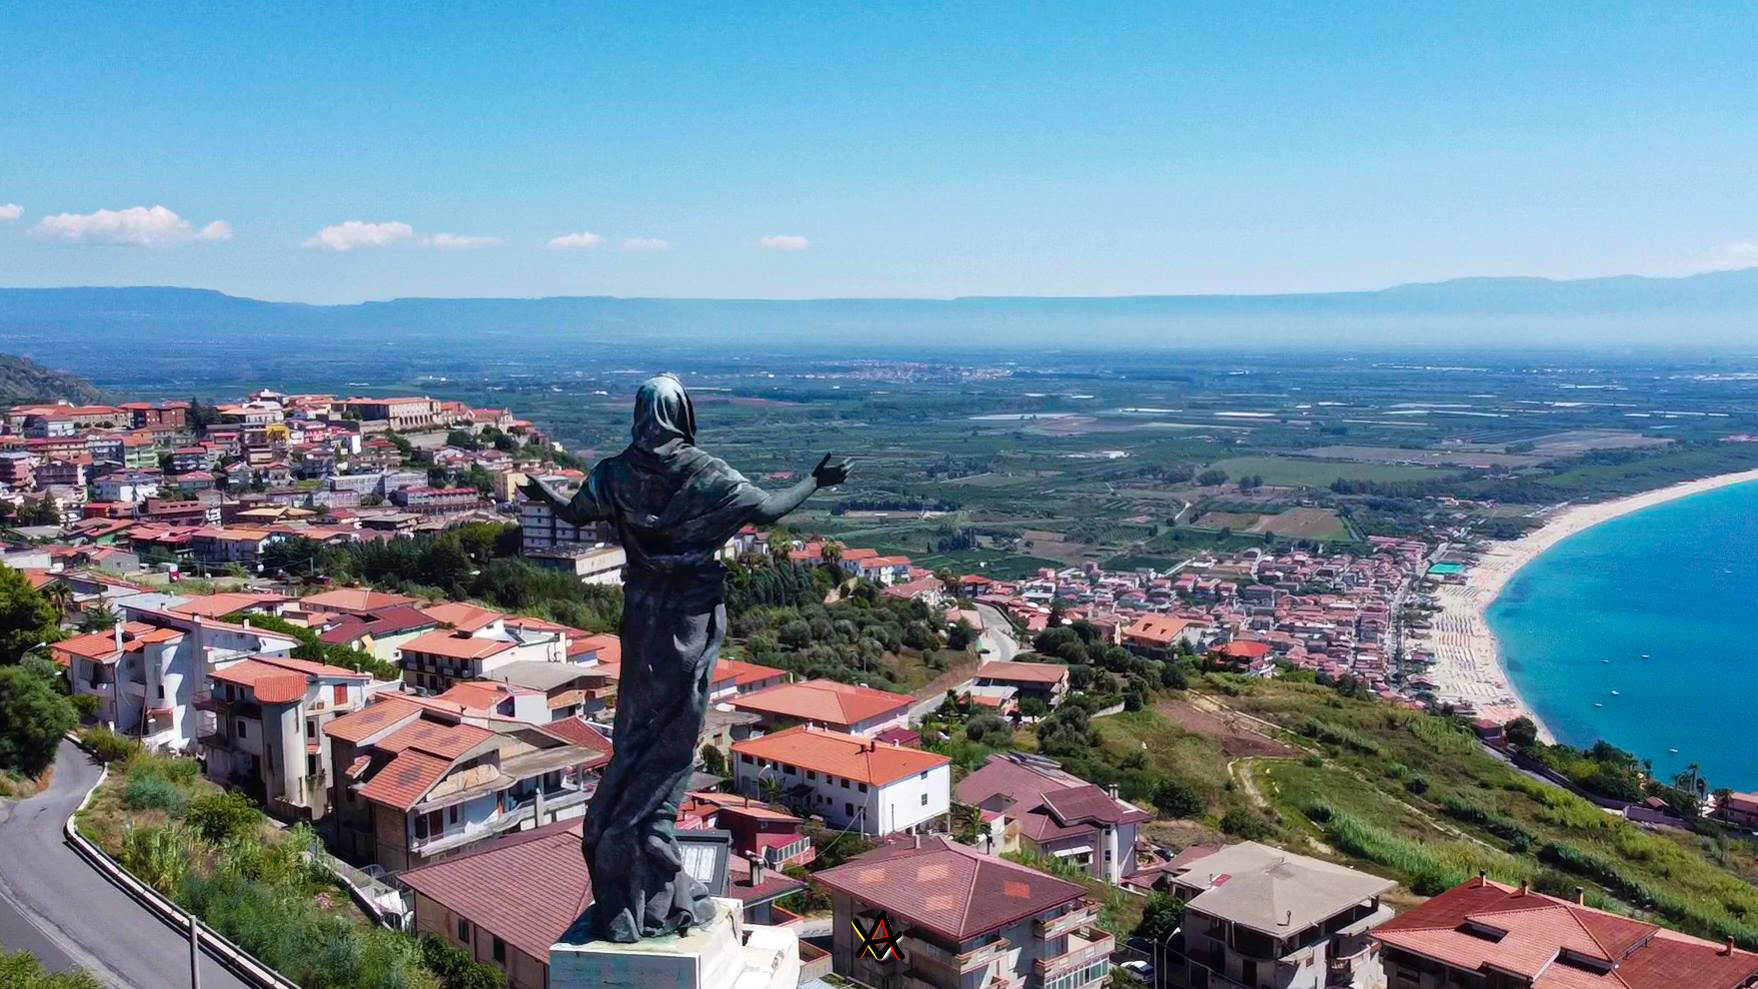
[5,391,1758,989]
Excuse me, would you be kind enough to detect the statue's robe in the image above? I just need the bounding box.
[566,375,767,942]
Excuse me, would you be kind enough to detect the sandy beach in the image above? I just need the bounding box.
[1411,468,1758,740]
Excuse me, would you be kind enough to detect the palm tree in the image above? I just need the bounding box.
[44,582,74,623]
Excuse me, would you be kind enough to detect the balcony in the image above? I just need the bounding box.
[198,731,233,750]
[193,691,230,713]
[900,933,1011,974]
[1035,901,1103,940]
[410,783,591,856]
[1035,927,1113,979]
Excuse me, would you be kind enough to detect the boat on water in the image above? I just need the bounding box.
[1595,702,1604,708]
[1611,689,1620,696]
[1670,748,1680,754]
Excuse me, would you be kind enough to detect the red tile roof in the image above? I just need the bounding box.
[419,601,503,632]
[357,748,454,810]
[378,718,496,760]
[729,678,911,729]
[400,821,594,961]
[712,658,787,688]
[1374,878,1758,988]
[813,836,1088,942]
[168,591,290,619]
[731,725,948,786]
[1123,615,1195,646]
[539,717,614,770]
[974,660,1069,686]
[301,587,420,614]
[399,629,515,661]
[322,696,422,743]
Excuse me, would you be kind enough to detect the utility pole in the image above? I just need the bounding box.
[188,912,201,989]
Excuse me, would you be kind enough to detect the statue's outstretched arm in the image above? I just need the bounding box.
[748,454,852,524]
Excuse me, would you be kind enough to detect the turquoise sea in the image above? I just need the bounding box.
[1487,478,1758,790]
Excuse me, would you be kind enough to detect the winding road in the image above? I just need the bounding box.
[0,740,249,989]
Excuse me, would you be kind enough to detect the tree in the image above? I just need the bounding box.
[184,791,262,843]
[1135,891,1185,946]
[699,743,726,775]
[0,565,62,665]
[1503,716,1538,748]
[0,664,77,777]
[76,605,121,634]
[947,620,977,651]
[42,583,74,622]
[1152,779,1204,819]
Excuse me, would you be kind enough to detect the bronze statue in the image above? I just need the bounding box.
[521,373,850,943]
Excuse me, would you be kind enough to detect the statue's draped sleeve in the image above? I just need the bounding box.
[565,463,616,523]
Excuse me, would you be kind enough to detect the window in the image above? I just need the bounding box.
[456,918,471,943]
[492,936,506,964]
[448,805,460,824]
[840,778,850,789]
[333,684,347,705]
[236,720,248,737]
[858,783,868,793]
[740,754,754,765]
[921,793,929,805]
[806,770,816,781]
[845,802,855,818]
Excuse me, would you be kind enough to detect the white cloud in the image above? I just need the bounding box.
[426,233,505,250]
[303,220,415,252]
[0,203,21,222]
[619,237,671,252]
[758,234,810,252]
[547,231,606,251]
[30,205,231,247]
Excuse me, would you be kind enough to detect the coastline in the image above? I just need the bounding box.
[1413,467,1758,742]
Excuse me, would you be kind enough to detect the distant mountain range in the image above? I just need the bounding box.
[6,268,1758,351]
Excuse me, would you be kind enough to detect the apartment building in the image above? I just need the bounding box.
[322,698,610,871]
[732,724,951,835]
[956,753,1150,884]
[815,836,1113,989]
[1374,877,1758,989]
[1166,842,1396,989]
[52,609,302,750]
[396,623,567,693]
[198,655,372,819]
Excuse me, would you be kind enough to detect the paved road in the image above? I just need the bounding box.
[974,603,1020,662]
[0,740,250,989]
[905,603,1023,725]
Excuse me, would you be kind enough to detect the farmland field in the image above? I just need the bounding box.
[1209,455,1441,487]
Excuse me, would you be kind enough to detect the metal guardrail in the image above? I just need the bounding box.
[62,740,303,989]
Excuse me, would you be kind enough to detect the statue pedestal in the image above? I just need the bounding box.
[549,899,799,989]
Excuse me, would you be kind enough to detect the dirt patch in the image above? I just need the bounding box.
[1251,507,1348,540]
[1156,697,1297,758]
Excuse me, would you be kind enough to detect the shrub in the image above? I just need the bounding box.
[1219,807,1271,840]
[185,791,262,843]
[0,948,103,989]
[420,935,505,989]
[122,775,187,814]
[80,726,143,764]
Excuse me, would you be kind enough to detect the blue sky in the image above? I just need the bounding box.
[2,2,1756,303]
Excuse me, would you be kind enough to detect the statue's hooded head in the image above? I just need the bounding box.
[630,373,696,458]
